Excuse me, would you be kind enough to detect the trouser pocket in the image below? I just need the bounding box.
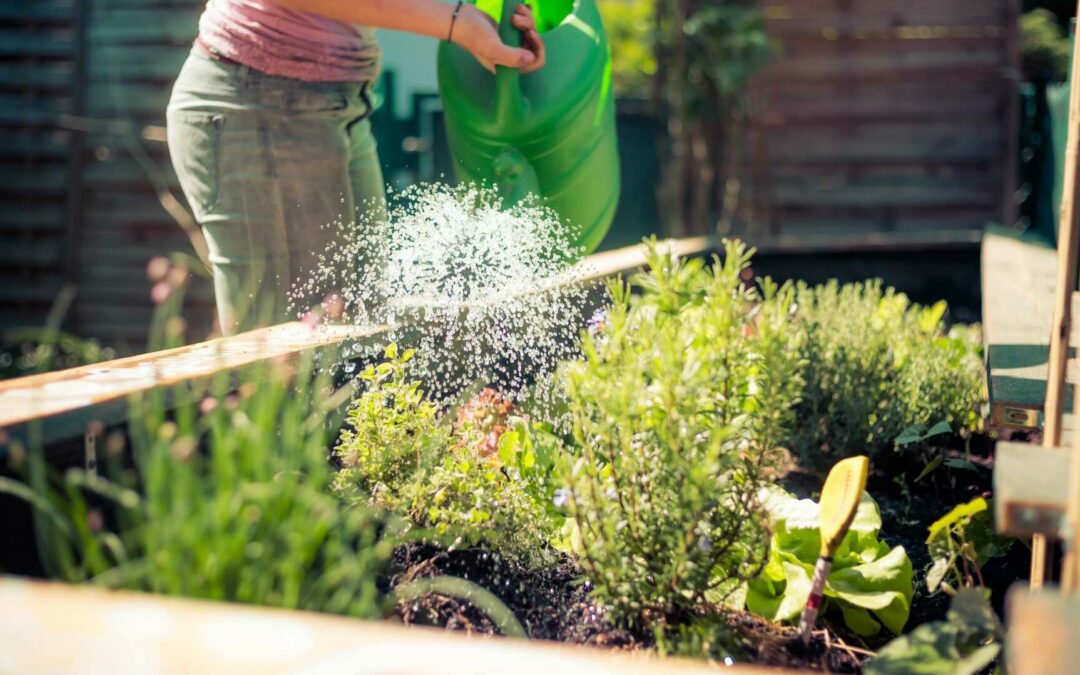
[166,108,224,223]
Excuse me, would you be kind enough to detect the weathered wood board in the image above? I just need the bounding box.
[994,441,1070,539]
[0,322,378,431]
[750,0,1018,239]
[1008,585,1080,675]
[981,230,1076,432]
[0,577,775,675]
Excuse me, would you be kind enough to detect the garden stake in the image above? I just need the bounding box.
[798,455,869,644]
[1045,0,1080,592]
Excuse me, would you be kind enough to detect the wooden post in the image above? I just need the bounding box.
[1053,0,1080,592]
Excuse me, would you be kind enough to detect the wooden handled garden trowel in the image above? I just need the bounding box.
[798,455,870,643]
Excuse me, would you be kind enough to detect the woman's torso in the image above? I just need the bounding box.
[198,0,380,82]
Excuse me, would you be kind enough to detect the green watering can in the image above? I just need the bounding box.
[436,0,620,255]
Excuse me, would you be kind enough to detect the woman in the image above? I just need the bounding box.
[167,0,545,334]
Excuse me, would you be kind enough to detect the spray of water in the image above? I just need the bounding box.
[291,183,594,410]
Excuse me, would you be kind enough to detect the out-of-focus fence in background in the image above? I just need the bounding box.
[0,0,1019,350]
[745,0,1020,240]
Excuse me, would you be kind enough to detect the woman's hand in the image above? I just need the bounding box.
[451,3,546,74]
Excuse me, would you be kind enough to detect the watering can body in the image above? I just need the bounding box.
[436,0,620,255]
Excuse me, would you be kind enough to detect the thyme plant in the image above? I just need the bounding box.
[790,281,983,473]
[333,345,562,565]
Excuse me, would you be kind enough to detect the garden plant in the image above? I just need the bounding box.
[3,238,996,671]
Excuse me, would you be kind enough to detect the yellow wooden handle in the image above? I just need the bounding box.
[818,455,869,558]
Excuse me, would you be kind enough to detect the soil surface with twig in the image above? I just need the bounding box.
[386,544,865,671]
[382,435,1030,672]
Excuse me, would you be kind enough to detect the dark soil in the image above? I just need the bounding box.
[389,544,633,646]
[387,544,865,671]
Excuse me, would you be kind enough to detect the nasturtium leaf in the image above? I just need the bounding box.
[865,589,1002,675]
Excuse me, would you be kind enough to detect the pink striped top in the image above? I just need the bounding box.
[198,0,381,82]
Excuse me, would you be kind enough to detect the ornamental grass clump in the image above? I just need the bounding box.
[790,281,984,473]
[333,345,562,565]
[560,240,804,627]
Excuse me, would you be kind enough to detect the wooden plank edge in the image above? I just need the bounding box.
[994,442,1070,539]
[0,237,720,449]
[0,577,784,675]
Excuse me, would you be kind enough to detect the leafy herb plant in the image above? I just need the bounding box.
[865,588,1003,675]
[925,497,1013,595]
[560,240,804,626]
[333,345,563,564]
[2,351,397,618]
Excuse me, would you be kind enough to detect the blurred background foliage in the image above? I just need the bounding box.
[598,0,770,234]
[597,0,656,98]
[1022,8,1071,81]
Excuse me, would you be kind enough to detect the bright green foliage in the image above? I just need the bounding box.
[561,240,804,625]
[333,345,563,564]
[2,353,396,618]
[653,615,740,663]
[597,0,657,97]
[334,344,449,490]
[1022,9,1071,81]
[745,487,913,637]
[790,281,984,473]
[925,497,1013,594]
[865,588,1002,675]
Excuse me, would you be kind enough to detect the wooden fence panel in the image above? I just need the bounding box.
[0,0,76,331]
[0,0,213,345]
[747,0,1019,239]
[76,0,213,346]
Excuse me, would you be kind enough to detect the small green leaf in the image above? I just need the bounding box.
[497,430,519,465]
[915,454,944,483]
[895,424,928,447]
[926,557,950,593]
[925,420,953,438]
[927,497,989,543]
[943,458,978,472]
[839,604,881,637]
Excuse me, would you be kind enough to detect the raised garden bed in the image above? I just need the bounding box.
[0,236,1020,673]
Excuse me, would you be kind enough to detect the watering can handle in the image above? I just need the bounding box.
[495,0,525,125]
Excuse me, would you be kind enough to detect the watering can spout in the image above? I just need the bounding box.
[494,0,527,125]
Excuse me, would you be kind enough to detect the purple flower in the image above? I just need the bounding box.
[586,308,608,337]
[552,488,572,508]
